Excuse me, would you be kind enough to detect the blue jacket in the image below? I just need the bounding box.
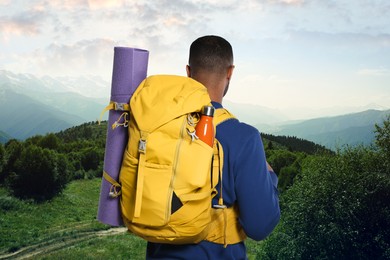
[146,102,280,259]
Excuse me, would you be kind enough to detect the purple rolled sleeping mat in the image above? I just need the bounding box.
[97,47,149,226]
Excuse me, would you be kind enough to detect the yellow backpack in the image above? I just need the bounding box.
[103,75,246,246]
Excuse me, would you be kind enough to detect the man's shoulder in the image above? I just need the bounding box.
[219,115,259,132]
[217,116,260,142]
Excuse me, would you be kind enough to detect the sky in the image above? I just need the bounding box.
[0,0,389,120]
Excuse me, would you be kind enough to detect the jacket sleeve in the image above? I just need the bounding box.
[234,131,280,241]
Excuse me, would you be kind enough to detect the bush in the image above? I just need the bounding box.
[0,194,23,212]
[267,150,298,174]
[80,147,104,172]
[267,150,305,192]
[277,163,299,192]
[259,146,390,259]
[7,145,71,202]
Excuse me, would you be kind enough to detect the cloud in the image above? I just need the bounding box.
[0,18,39,40]
[45,0,88,10]
[0,9,47,40]
[0,2,62,41]
[43,0,126,10]
[357,68,390,77]
[15,38,116,77]
[0,0,10,5]
[268,0,304,5]
[88,0,125,9]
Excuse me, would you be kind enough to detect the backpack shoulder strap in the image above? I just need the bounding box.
[211,107,236,203]
[210,107,235,194]
[208,107,246,247]
[214,108,236,126]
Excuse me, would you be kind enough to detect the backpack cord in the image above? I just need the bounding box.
[216,142,224,207]
[112,112,129,129]
[214,141,228,247]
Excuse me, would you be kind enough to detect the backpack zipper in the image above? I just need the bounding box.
[167,116,187,222]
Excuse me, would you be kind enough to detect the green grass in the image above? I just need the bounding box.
[0,178,263,259]
[0,179,125,257]
[32,233,146,260]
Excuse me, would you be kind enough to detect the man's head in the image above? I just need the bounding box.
[188,35,233,76]
[187,35,234,102]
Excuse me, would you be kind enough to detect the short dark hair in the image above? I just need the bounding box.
[188,35,233,75]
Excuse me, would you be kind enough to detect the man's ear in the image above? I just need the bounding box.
[186,65,191,77]
[227,65,235,80]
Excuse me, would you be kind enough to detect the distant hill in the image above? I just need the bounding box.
[266,109,390,149]
[0,70,108,122]
[0,89,85,140]
[0,70,109,142]
[224,100,287,125]
[25,91,107,123]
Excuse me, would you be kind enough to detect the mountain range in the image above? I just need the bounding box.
[0,70,389,149]
[261,109,389,149]
[0,70,109,140]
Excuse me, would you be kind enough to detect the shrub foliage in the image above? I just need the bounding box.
[258,115,390,259]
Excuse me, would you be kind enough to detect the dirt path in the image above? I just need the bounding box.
[0,227,127,259]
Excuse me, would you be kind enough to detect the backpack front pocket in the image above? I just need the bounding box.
[174,138,213,197]
[120,150,173,226]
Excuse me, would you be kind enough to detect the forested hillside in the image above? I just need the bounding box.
[0,119,329,200]
[261,133,331,155]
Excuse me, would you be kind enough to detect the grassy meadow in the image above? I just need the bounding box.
[0,178,261,259]
[0,178,147,259]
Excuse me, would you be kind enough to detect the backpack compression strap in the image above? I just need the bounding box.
[98,101,130,129]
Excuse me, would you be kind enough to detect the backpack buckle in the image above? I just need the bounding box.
[114,102,126,111]
[138,139,147,154]
[213,204,227,209]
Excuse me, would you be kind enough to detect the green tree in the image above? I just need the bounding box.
[38,133,60,150]
[267,150,298,174]
[375,114,390,172]
[266,140,274,150]
[1,139,23,184]
[25,135,43,146]
[7,145,70,202]
[0,143,5,175]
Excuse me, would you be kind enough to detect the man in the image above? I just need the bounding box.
[146,35,280,259]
